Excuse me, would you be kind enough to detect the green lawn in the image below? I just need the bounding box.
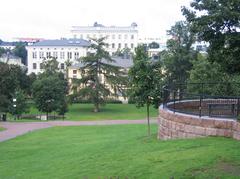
[13,103,158,121]
[0,124,240,178]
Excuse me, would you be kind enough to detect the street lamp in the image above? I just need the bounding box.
[13,98,17,120]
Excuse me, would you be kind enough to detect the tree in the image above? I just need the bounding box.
[182,0,240,74]
[187,53,230,95]
[13,42,27,65]
[0,62,29,119]
[33,58,68,119]
[9,90,29,120]
[129,45,163,136]
[72,37,127,112]
[33,74,68,119]
[0,47,6,57]
[162,21,197,86]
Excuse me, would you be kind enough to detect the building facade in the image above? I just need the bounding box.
[26,39,90,74]
[70,22,138,55]
[0,53,25,68]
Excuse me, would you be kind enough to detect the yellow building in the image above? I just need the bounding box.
[68,57,133,103]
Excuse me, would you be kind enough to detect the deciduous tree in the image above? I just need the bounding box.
[129,45,163,136]
[182,0,240,74]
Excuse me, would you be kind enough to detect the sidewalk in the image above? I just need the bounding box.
[0,119,157,142]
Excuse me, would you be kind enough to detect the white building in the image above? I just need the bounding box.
[138,37,168,58]
[26,39,90,74]
[0,53,25,68]
[70,22,138,55]
[0,42,15,50]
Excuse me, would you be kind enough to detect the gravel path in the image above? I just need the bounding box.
[0,119,157,142]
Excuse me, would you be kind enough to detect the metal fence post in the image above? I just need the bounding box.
[173,91,176,113]
[237,98,240,118]
[199,94,202,117]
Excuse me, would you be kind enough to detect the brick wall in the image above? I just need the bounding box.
[158,106,240,140]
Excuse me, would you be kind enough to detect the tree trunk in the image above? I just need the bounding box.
[46,112,48,120]
[147,102,150,136]
[94,103,99,112]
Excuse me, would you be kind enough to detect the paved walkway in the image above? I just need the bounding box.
[0,119,157,142]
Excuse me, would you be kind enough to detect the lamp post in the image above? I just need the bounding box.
[13,98,17,120]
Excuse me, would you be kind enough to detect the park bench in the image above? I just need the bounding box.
[207,100,237,117]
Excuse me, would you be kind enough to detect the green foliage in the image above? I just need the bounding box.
[72,38,127,112]
[129,45,163,135]
[32,58,68,118]
[129,45,163,108]
[32,74,68,118]
[188,54,240,96]
[0,62,29,114]
[12,42,27,64]
[41,57,59,75]
[182,0,240,74]
[162,21,197,85]
[0,47,6,57]
[8,90,29,119]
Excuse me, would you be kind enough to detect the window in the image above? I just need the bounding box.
[32,52,37,59]
[131,43,134,49]
[67,52,72,59]
[73,70,77,74]
[112,34,115,39]
[131,35,134,39]
[74,52,79,59]
[124,34,128,39]
[60,52,65,59]
[53,52,58,58]
[118,34,121,39]
[124,43,128,48]
[40,63,44,69]
[112,43,115,49]
[46,52,51,59]
[33,63,37,69]
[118,43,121,49]
[80,34,83,39]
[106,43,109,48]
[39,52,44,59]
[60,63,65,69]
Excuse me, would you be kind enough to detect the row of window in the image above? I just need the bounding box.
[32,51,80,60]
[32,63,65,70]
[108,43,134,49]
[77,34,135,40]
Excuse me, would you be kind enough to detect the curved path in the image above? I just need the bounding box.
[0,119,157,142]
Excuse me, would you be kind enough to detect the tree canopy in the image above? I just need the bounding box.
[32,58,68,119]
[161,21,197,85]
[182,0,240,74]
[128,45,163,136]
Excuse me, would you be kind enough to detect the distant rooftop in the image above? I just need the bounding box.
[31,39,91,47]
[0,42,15,46]
[71,22,138,32]
[70,56,133,69]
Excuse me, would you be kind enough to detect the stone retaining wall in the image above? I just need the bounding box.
[158,105,240,140]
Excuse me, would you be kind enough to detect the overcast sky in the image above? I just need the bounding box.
[0,0,192,41]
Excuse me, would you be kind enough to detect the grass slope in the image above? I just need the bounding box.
[13,104,158,121]
[0,124,240,178]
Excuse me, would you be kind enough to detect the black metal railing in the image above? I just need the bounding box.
[162,83,240,119]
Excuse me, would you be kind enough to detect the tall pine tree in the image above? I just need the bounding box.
[72,38,127,112]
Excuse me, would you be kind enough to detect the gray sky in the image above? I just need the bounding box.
[0,0,192,41]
